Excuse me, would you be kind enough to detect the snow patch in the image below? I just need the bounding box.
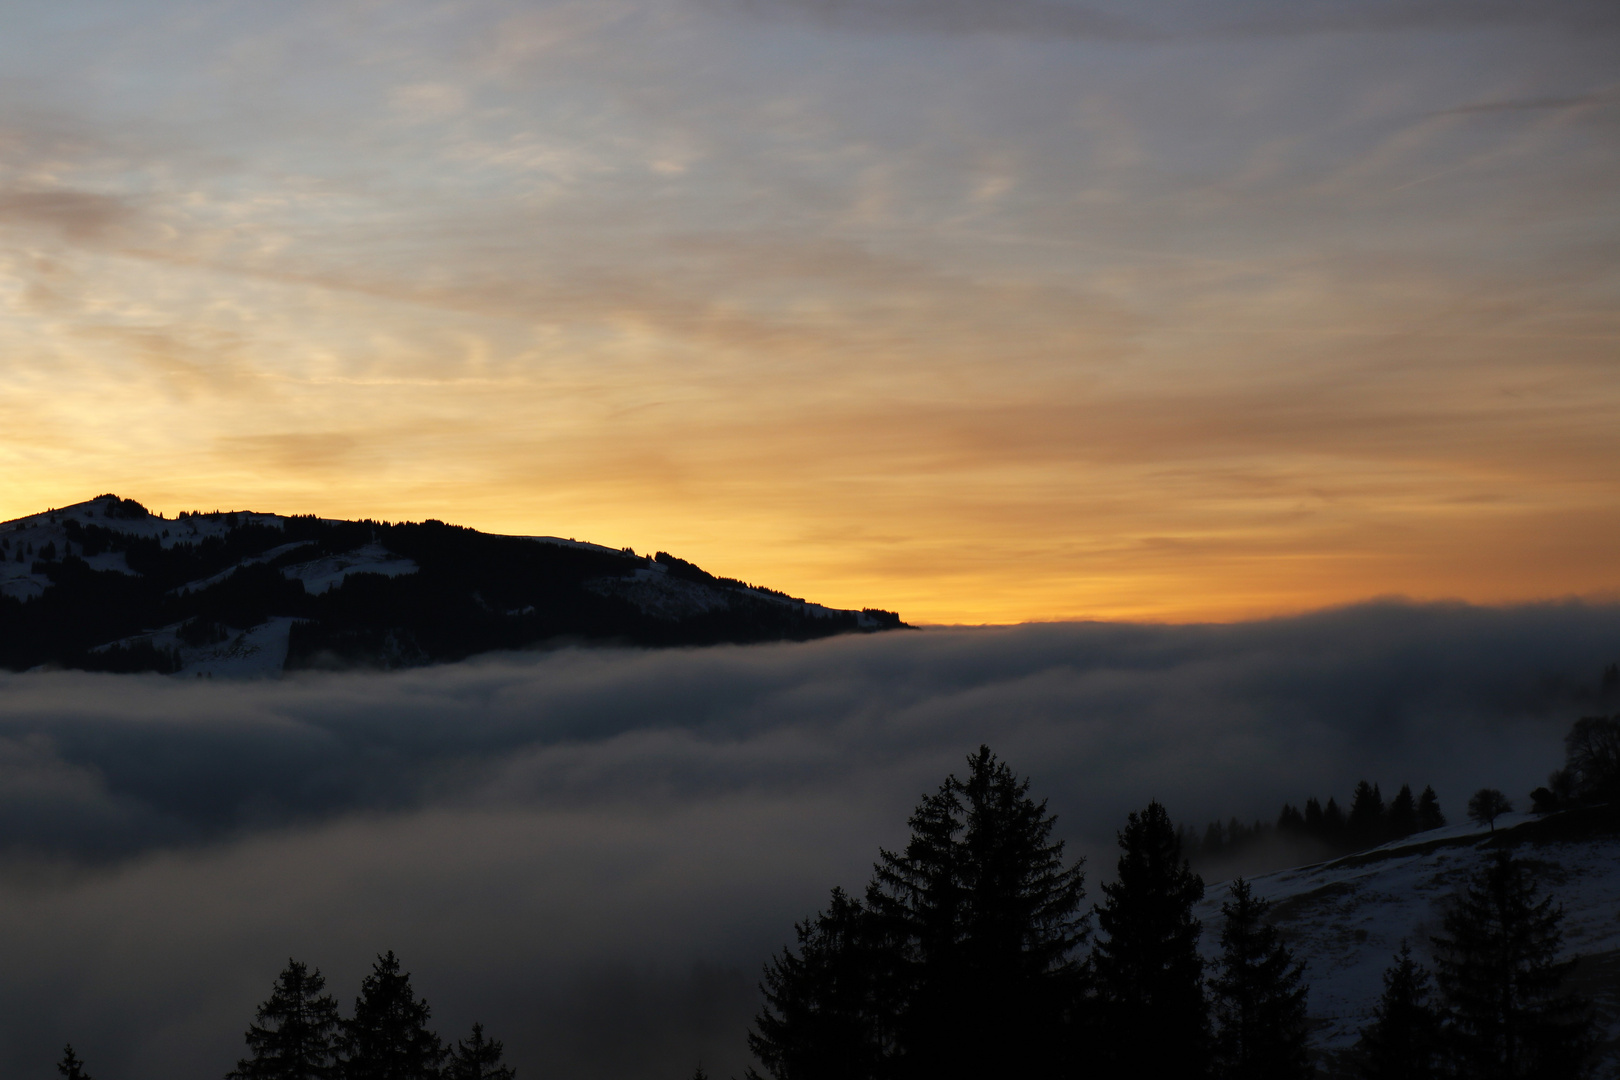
[279,543,418,595]
[1196,815,1620,1052]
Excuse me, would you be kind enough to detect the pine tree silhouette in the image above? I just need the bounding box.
[1355,942,1442,1080]
[866,746,1088,1078]
[1347,781,1386,850]
[1208,878,1309,1080]
[445,1022,514,1080]
[750,747,1088,1080]
[57,1045,93,1080]
[749,886,890,1079]
[1415,787,1445,832]
[1386,785,1417,840]
[338,951,447,1080]
[1431,850,1594,1078]
[227,959,341,1080]
[1092,801,1208,1079]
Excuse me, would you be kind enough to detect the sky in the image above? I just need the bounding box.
[0,602,1615,1078]
[0,0,1617,623]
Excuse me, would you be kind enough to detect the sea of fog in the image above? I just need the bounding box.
[1,601,1616,1078]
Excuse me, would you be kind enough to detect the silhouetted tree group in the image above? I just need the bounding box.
[218,952,513,1080]
[749,747,1312,1079]
[1354,850,1594,1079]
[55,953,514,1080]
[751,748,1600,1080]
[1184,781,1447,870]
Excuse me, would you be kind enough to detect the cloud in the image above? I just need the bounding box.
[0,602,1615,1076]
[724,0,1149,39]
[0,189,137,243]
[1435,88,1620,115]
[721,0,1620,39]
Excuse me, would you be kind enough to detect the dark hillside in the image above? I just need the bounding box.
[0,496,904,674]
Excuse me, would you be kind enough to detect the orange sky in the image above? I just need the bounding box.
[1,2,1617,624]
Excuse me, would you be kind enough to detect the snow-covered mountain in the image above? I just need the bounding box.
[1198,804,1620,1073]
[0,494,904,676]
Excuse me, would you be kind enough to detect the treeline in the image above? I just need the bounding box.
[747,743,1602,1079]
[1181,781,1447,869]
[58,952,511,1080]
[1182,707,1620,872]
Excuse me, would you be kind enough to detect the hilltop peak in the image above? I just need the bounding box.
[0,499,904,676]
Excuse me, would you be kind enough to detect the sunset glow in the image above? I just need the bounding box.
[2,2,1617,623]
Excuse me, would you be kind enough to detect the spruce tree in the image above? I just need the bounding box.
[1355,942,1442,1080]
[866,746,1088,1078]
[1208,878,1309,1080]
[1303,798,1324,839]
[227,959,341,1080]
[1415,787,1445,831]
[1347,782,1386,850]
[1386,785,1417,840]
[58,1045,93,1080]
[749,887,890,1080]
[1092,801,1208,1079]
[1431,850,1594,1079]
[446,1023,515,1080]
[338,951,447,1080]
[1321,798,1346,848]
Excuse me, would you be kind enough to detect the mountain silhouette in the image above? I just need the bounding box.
[0,495,904,675]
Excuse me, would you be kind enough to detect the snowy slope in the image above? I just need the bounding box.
[1197,807,1620,1069]
[0,494,903,674]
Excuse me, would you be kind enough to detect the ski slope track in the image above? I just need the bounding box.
[0,494,904,676]
[1197,805,1620,1073]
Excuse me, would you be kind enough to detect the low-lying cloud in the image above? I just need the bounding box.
[0,601,1616,1077]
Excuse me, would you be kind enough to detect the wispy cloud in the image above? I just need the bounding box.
[0,0,1616,621]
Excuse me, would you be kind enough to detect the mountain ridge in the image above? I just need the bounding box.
[0,494,905,676]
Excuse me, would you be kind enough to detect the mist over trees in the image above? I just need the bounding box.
[749,750,1306,1079]
[749,736,1604,1080]
[46,706,1614,1078]
[1181,781,1447,874]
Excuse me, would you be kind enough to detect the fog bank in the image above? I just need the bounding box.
[0,601,1615,1077]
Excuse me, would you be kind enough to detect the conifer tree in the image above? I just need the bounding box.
[1347,781,1386,849]
[1321,798,1346,846]
[749,887,890,1080]
[227,959,341,1080]
[1415,787,1445,831]
[1355,942,1442,1080]
[1208,878,1309,1080]
[1431,850,1594,1079]
[866,746,1088,1078]
[58,1045,93,1080]
[1092,801,1208,1079]
[1303,798,1324,838]
[1386,785,1417,839]
[338,951,446,1080]
[445,1023,515,1080]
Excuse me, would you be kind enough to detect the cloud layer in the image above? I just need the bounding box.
[0,602,1615,1076]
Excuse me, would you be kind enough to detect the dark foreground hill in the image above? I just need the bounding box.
[0,494,904,675]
